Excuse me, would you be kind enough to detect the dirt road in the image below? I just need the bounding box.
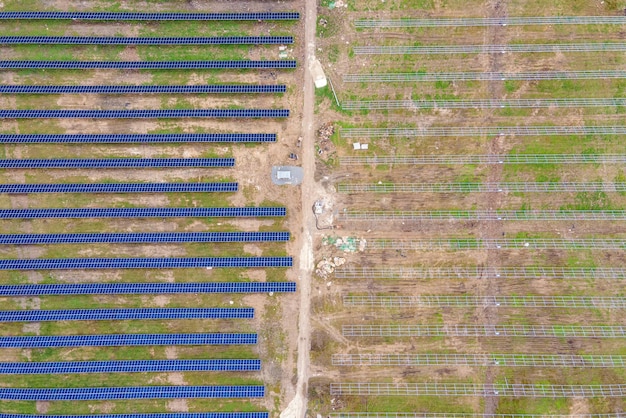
[280,1,317,418]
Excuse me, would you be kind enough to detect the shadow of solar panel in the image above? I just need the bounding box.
[0,386,265,400]
[0,85,286,94]
[0,414,269,418]
[0,308,254,322]
[0,333,257,348]
[0,257,293,270]
[0,207,286,219]
[0,133,277,143]
[0,359,262,374]
[0,183,238,193]
[0,61,297,69]
[0,232,289,244]
[0,159,235,168]
[0,36,293,45]
[0,12,299,20]
[0,282,296,296]
[0,109,289,118]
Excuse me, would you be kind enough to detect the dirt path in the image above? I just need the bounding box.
[280,1,317,418]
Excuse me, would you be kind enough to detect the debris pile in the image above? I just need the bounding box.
[316,123,335,154]
[315,256,346,278]
[323,235,366,252]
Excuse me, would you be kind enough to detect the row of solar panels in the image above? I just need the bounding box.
[0,12,300,20]
[0,183,238,193]
[0,257,294,270]
[0,308,254,322]
[0,282,296,296]
[0,85,286,94]
[0,386,265,400]
[0,133,276,143]
[0,158,235,168]
[0,359,262,374]
[0,333,257,347]
[0,232,290,244]
[0,414,269,418]
[0,36,293,45]
[0,207,286,218]
[0,60,297,69]
[0,109,290,118]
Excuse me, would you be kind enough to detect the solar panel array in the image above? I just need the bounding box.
[0,359,261,374]
[0,257,293,270]
[0,308,254,322]
[0,282,296,296]
[0,386,265,400]
[0,109,290,118]
[0,158,234,168]
[0,85,286,94]
[0,183,238,193]
[0,12,300,20]
[0,36,294,45]
[0,333,257,348]
[0,414,269,418]
[0,133,276,143]
[0,207,286,219]
[0,232,290,244]
[0,60,297,69]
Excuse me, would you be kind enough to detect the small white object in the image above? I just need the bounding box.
[361,143,369,149]
[229,300,234,305]
[353,142,361,150]
[277,170,291,179]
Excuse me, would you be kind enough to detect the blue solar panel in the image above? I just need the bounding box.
[0,36,293,45]
[0,61,297,69]
[0,207,286,219]
[0,333,257,348]
[0,386,265,400]
[0,159,234,168]
[0,232,289,244]
[0,85,286,94]
[0,414,269,418]
[0,183,238,193]
[0,133,276,143]
[0,308,253,322]
[0,109,289,118]
[0,359,262,374]
[0,282,296,296]
[0,257,293,270]
[0,12,299,20]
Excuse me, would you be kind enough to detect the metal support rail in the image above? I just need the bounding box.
[342,295,626,308]
[339,154,626,165]
[342,324,626,338]
[354,43,626,55]
[354,16,626,27]
[333,266,626,279]
[341,98,626,110]
[340,126,626,138]
[338,209,626,221]
[330,382,626,397]
[363,238,626,250]
[343,70,626,82]
[337,182,625,193]
[332,353,626,367]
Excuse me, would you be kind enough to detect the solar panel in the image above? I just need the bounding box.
[0,257,293,270]
[0,85,286,94]
[0,232,289,244]
[0,282,296,296]
[0,414,269,418]
[0,133,276,143]
[0,158,235,168]
[0,12,300,20]
[0,36,293,45]
[0,109,289,118]
[0,60,297,69]
[0,333,257,348]
[0,308,254,322]
[0,207,286,219]
[0,386,265,400]
[0,359,262,374]
[0,183,238,193]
